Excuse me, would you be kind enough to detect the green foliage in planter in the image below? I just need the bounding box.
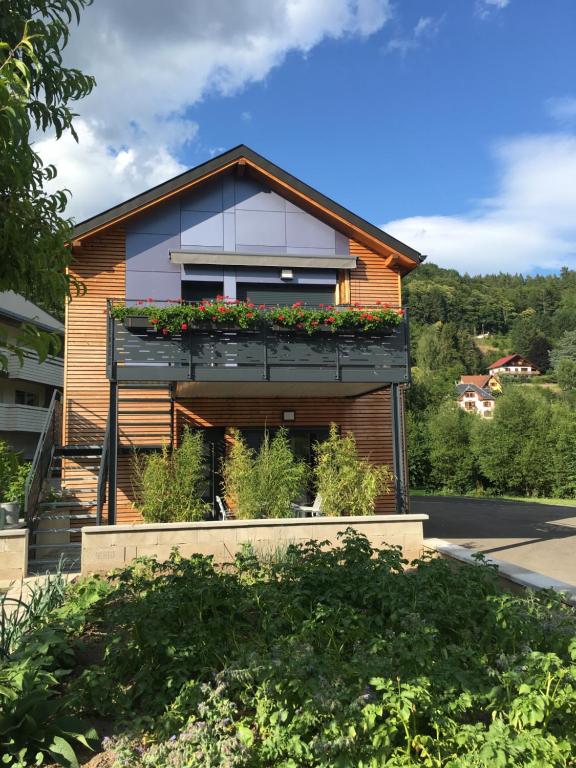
[314,423,393,515]
[132,429,210,523]
[222,428,308,518]
[0,440,19,502]
[5,461,31,506]
[110,299,404,335]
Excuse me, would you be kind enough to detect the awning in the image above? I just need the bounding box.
[170,249,356,270]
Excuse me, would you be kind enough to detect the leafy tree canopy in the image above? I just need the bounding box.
[0,0,94,311]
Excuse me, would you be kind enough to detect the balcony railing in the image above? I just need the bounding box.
[0,403,51,433]
[107,301,410,386]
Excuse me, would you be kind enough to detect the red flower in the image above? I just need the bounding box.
[296,322,304,329]
[258,304,266,310]
[326,305,333,310]
[198,305,206,311]
[248,303,255,308]
[147,297,154,302]
[151,318,158,324]
[327,316,335,323]
[367,314,375,321]
[216,295,223,301]
[218,306,227,313]
[319,303,324,308]
[246,312,254,318]
[277,315,285,322]
[180,323,188,331]
[162,328,169,336]
[136,300,143,305]
[311,320,319,326]
[397,309,405,316]
[376,300,381,306]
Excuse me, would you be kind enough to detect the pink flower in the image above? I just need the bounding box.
[258,304,266,310]
[311,320,319,326]
[248,303,255,308]
[180,323,188,331]
[162,328,169,336]
[136,300,143,305]
[147,297,154,302]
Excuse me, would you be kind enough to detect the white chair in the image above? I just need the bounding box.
[291,494,322,517]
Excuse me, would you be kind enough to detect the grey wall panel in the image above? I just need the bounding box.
[126,270,181,301]
[222,176,235,211]
[181,266,225,281]
[236,210,286,247]
[125,199,180,236]
[235,177,286,211]
[285,247,337,256]
[223,212,236,251]
[286,211,336,250]
[126,233,181,272]
[181,210,224,248]
[335,230,350,255]
[180,179,223,212]
[235,245,287,255]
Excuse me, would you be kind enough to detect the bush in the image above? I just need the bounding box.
[5,461,31,506]
[222,428,308,518]
[314,423,392,515]
[0,441,19,503]
[132,429,210,523]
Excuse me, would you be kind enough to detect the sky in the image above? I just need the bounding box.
[37,0,576,275]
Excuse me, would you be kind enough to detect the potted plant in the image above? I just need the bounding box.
[1,463,31,525]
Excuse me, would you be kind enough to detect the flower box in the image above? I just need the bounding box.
[124,316,153,330]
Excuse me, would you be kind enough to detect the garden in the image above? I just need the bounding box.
[2,532,576,767]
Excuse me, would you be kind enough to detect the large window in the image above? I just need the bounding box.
[236,283,335,306]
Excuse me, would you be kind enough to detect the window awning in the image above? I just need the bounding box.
[170,250,356,270]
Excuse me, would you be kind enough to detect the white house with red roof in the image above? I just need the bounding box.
[488,354,540,377]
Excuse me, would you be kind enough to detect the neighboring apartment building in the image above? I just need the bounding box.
[456,382,495,418]
[488,354,540,377]
[57,145,422,529]
[0,292,64,458]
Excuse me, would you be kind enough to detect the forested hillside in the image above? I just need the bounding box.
[403,264,576,499]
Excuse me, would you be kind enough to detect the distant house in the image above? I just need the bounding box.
[487,354,540,378]
[0,292,64,458]
[459,374,502,393]
[456,383,495,418]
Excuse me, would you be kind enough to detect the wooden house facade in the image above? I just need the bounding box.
[60,146,422,532]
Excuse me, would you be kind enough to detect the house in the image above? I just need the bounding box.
[456,383,495,418]
[459,374,502,393]
[488,353,540,377]
[0,292,64,458]
[28,145,423,565]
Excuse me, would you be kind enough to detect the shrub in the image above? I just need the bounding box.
[5,461,31,506]
[314,423,392,515]
[0,441,19,502]
[222,428,308,518]
[132,429,210,523]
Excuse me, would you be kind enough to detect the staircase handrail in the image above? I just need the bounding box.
[96,409,111,526]
[23,390,62,522]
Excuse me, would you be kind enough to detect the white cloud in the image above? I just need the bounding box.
[38,0,393,221]
[382,134,576,274]
[476,0,510,18]
[386,15,442,55]
[547,96,576,126]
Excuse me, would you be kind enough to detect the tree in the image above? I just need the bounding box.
[1,0,94,364]
[427,403,478,494]
[509,315,551,372]
[555,358,576,391]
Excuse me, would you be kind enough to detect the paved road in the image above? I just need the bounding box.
[411,495,576,586]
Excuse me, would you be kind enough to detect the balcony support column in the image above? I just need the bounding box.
[390,383,407,514]
[108,379,118,525]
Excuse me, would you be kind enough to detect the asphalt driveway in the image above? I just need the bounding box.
[411,495,576,586]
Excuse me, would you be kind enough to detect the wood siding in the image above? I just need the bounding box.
[349,240,401,306]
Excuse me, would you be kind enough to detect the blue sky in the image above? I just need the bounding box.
[40,0,576,275]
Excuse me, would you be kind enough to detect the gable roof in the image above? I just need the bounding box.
[0,291,64,335]
[488,353,537,370]
[460,374,491,388]
[456,383,495,401]
[72,145,423,270]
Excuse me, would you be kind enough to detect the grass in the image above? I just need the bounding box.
[410,489,576,507]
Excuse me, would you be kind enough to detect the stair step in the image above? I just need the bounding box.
[34,513,98,521]
[39,500,96,509]
[56,445,103,456]
[29,542,81,550]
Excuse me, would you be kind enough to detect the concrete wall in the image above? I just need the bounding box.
[81,515,428,575]
[0,528,28,585]
[125,176,349,301]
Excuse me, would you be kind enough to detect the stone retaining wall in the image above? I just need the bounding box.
[81,515,428,575]
[0,528,29,586]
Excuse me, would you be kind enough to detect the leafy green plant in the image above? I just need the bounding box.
[0,440,19,503]
[222,428,308,518]
[110,299,404,335]
[132,429,211,523]
[5,461,31,506]
[313,423,393,515]
[0,659,98,768]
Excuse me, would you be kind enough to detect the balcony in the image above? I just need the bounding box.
[0,403,50,433]
[5,349,63,388]
[107,302,410,397]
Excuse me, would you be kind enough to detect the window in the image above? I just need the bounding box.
[182,281,224,303]
[237,283,335,307]
[483,401,492,407]
[15,390,36,406]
